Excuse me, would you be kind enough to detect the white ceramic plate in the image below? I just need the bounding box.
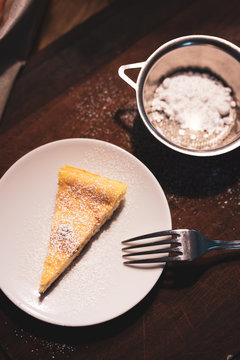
[0,139,171,326]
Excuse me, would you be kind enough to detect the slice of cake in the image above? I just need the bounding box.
[39,165,127,293]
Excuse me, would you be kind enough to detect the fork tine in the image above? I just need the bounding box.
[122,247,180,257]
[122,238,180,251]
[123,255,181,265]
[122,230,179,244]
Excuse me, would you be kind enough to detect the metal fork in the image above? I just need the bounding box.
[122,229,240,264]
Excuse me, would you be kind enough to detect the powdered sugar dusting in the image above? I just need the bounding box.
[39,165,127,292]
[149,70,238,150]
[51,223,76,256]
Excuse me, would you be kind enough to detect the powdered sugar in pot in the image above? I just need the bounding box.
[119,35,240,156]
[149,69,238,150]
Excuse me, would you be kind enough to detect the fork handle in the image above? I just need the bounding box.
[209,239,240,250]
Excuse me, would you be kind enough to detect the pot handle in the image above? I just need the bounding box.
[118,62,145,90]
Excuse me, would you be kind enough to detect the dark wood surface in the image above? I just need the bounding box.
[1,0,240,359]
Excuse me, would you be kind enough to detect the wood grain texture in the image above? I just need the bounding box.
[1,0,240,359]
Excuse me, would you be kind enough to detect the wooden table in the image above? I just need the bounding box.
[1,0,240,359]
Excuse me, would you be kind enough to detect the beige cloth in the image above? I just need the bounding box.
[0,0,47,120]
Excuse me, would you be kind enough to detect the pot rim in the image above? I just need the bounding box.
[135,34,240,157]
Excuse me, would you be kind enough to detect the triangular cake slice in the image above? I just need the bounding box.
[39,165,127,293]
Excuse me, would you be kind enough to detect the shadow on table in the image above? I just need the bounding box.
[0,278,156,347]
[159,250,240,289]
[1,252,240,351]
[114,107,240,198]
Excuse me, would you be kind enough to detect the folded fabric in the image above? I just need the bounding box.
[0,0,47,121]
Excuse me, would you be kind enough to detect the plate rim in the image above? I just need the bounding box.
[0,138,172,326]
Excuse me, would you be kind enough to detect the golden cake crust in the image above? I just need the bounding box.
[39,165,127,293]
